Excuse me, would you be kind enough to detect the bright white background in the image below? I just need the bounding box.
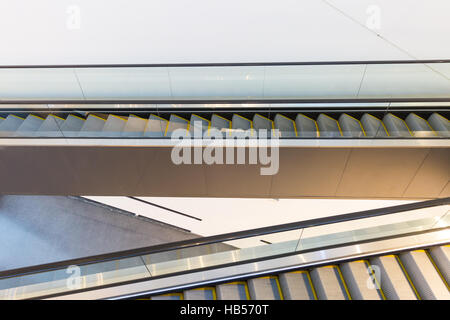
[1,0,449,65]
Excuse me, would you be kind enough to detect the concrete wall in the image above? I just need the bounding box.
[0,195,199,271]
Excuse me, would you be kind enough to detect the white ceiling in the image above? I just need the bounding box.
[1,0,449,65]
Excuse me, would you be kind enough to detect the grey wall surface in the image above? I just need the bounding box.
[0,145,448,199]
[0,195,199,271]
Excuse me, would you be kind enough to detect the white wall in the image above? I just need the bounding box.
[1,0,449,65]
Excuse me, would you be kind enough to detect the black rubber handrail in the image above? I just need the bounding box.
[0,59,449,68]
[0,197,448,279]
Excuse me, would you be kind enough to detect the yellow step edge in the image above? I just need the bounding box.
[234,114,253,129]
[110,114,127,121]
[0,116,5,120]
[49,114,65,121]
[335,266,352,300]
[426,250,450,291]
[30,114,45,121]
[130,114,147,120]
[150,114,168,122]
[191,114,211,125]
[170,114,189,123]
[365,260,386,300]
[11,115,25,120]
[89,114,106,121]
[434,113,449,122]
[395,255,421,300]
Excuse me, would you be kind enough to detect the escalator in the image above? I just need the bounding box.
[150,245,449,300]
[0,198,448,300]
[0,110,448,138]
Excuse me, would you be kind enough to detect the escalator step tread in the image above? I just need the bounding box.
[295,114,319,137]
[428,113,450,137]
[189,114,210,134]
[405,113,436,137]
[274,114,297,137]
[102,115,127,134]
[247,276,283,300]
[166,114,189,135]
[60,114,85,134]
[370,255,419,300]
[361,113,389,137]
[339,114,365,137]
[144,114,168,137]
[0,115,25,136]
[428,245,450,286]
[383,113,412,137]
[216,282,249,300]
[310,266,350,300]
[16,115,45,132]
[278,271,316,300]
[317,114,342,137]
[339,260,384,300]
[123,114,147,136]
[399,250,450,300]
[183,287,216,300]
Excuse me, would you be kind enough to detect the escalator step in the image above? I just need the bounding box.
[310,265,351,300]
[144,114,168,137]
[383,113,412,137]
[0,115,25,137]
[274,114,297,137]
[166,115,189,136]
[361,113,389,137]
[37,114,65,137]
[0,116,4,126]
[79,114,106,136]
[16,115,45,134]
[428,245,450,286]
[216,282,249,300]
[278,271,317,300]
[339,114,365,137]
[295,114,319,137]
[399,250,450,299]
[102,115,127,135]
[151,293,183,300]
[210,114,231,134]
[370,255,419,300]
[428,113,450,137]
[253,114,273,136]
[339,260,384,300]
[60,114,85,136]
[232,114,252,130]
[183,287,216,300]
[247,276,283,300]
[123,114,147,137]
[189,114,210,135]
[405,113,436,137]
[317,114,342,137]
